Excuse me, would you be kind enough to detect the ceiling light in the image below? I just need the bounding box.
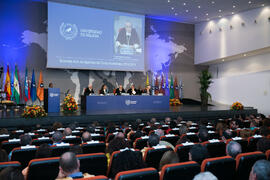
[219,9,222,12]
[206,13,209,16]
[233,5,236,8]
[183,2,186,6]
[167,0,170,2]
[232,12,234,15]
[175,13,178,16]
[171,7,174,10]
[185,9,189,13]
[218,15,222,18]
[248,1,252,4]
[262,4,265,7]
[222,59,225,62]
[198,6,201,8]
[194,16,198,19]
[211,1,215,4]
[243,54,247,56]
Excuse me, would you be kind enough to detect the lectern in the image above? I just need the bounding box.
[44,88,60,113]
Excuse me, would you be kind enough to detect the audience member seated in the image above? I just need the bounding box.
[52,122,63,131]
[221,129,233,142]
[110,149,145,178]
[159,150,179,171]
[226,141,242,159]
[257,138,270,153]
[127,84,137,95]
[9,134,32,160]
[52,131,64,145]
[250,120,259,131]
[240,129,253,139]
[99,85,109,95]
[81,132,92,143]
[259,126,270,137]
[63,128,72,137]
[193,171,218,180]
[165,121,177,134]
[143,85,152,95]
[0,167,24,180]
[249,160,270,180]
[0,148,8,162]
[0,128,8,135]
[69,145,83,155]
[230,118,240,130]
[115,85,126,95]
[56,152,93,179]
[189,144,208,164]
[155,129,174,149]
[198,128,209,143]
[141,134,160,157]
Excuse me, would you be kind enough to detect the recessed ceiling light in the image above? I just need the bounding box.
[183,2,186,6]
[243,54,247,56]
[198,6,201,8]
[219,9,222,12]
[248,1,252,4]
[194,16,198,19]
[262,4,265,7]
[171,7,174,10]
[219,15,222,18]
[185,9,189,13]
[211,1,215,4]
[175,13,178,16]
[167,0,170,2]
[232,12,234,15]
[233,5,236,8]
[222,59,225,62]
[206,13,209,16]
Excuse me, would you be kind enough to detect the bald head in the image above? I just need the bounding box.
[116,132,125,139]
[82,131,92,143]
[63,127,72,136]
[226,141,242,159]
[59,152,79,175]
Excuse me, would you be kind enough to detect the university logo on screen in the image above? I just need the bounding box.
[59,22,78,40]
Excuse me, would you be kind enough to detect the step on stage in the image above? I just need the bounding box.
[0,99,257,129]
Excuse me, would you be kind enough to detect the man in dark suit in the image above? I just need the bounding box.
[116,21,140,52]
[127,84,137,95]
[83,85,94,96]
[115,84,126,95]
[143,85,152,95]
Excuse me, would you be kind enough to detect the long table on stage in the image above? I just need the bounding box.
[81,95,170,113]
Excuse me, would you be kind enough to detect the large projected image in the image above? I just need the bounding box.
[47,2,145,71]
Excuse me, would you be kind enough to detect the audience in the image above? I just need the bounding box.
[189,144,208,164]
[155,129,174,149]
[159,150,179,171]
[20,134,32,146]
[193,171,218,180]
[0,148,8,162]
[198,128,209,143]
[35,143,52,158]
[56,152,93,179]
[257,138,270,153]
[52,131,64,145]
[249,160,270,180]
[226,141,242,159]
[0,167,24,180]
[63,127,72,136]
[221,129,233,142]
[81,131,92,143]
[110,149,145,178]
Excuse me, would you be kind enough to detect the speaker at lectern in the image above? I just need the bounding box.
[44,88,60,113]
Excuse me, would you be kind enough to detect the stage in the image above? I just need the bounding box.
[0,99,257,129]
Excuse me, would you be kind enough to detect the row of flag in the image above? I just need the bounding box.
[146,72,182,99]
[3,65,44,104]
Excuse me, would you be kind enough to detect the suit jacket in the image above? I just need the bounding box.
[84,88,94,96]
[143,89,152,95]
[127,88,138,95]
[116,28,140,46]
[115,88,126,95]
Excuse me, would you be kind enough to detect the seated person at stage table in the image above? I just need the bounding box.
[127,84,137,95]
[83,84,94,96]
[99,85,109,95]
[143,85,152,95]
[115,85,126,95]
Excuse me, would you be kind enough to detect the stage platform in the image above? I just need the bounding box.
[0,101,257,129]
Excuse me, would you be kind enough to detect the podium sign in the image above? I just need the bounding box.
[44,88,60,113]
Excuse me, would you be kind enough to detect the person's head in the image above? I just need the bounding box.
[159,150,179,170]
[125,21,132,33]
[249,160,270,180]
[86,125,95,133]
[222,129,233,140]
[147,134,160,147]
[0,167,24,180]
[165,117,171,124]
[63,127,72,136]
[69,145,83,155]
[102,85,107,90]
[250,120,259,128]
[193,171,218,180]
[189,144,208,164]
[179,125,188,136]
[0,149,8,162]
[35,143,52,158]
[108,137,129,155]
[146,85,151,90]
[20,134,32,146]
[111,149,145,178]
[260,126,270,137]
[198,128,209,142]
[150,118,157,124]
[226,141,242,159]
[115,132,125,139]
[0,128,8,135]
[119,85,123,90]
[169,121,177,129]
[59,152,80,177]
[257,138,270,153]
[52,122,63,131]
[155,129,164,138]
[52,131,63,143]
[82,131,92,143]
[49,82,53,88]
[131,84,135,89]
[88,84,92,89]
[230,119,239,130]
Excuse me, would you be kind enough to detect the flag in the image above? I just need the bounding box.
[24,68,30,101]
[154,74,159,95]
[4,65,11,100]
[173,76,179,99]
[159,73,165,95]
[146,72,149,87]
[30,69,37,102]
[37,71,44,101]
[13,65,20,104]
[169,74,175,99]
[17,65,22,102]
[165,73,170,96]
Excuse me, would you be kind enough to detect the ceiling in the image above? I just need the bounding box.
[50,0,270,24]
